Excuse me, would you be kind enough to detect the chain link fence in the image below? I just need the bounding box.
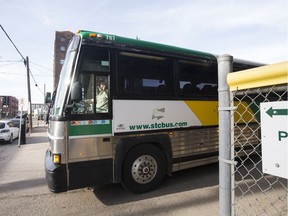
[232,84,287,216]
[218,57,287,216]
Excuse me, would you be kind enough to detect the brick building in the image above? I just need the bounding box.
[0,96,19,118]
[53,31,75,90]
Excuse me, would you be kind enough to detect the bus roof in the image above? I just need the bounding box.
[77,30,216,62]
[76,30,264,67]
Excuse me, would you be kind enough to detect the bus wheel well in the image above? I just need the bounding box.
[114,134,172,184]
[121,143,166,193]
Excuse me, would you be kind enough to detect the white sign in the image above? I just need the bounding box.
[19,98,26,107]
[260,101,288,179]
[113,100,201,133]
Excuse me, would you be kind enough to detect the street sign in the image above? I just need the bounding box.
[260,101,288,179]
[19,98,26,107]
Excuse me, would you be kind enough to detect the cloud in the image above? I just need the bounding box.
[1,0,287,104]
[107,1,286,43]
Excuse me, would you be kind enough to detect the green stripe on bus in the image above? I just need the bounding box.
[68,120,112,136]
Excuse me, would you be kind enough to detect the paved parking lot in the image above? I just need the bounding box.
[0,126,219,216]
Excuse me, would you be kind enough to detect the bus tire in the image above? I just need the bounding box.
[122,144,166,193]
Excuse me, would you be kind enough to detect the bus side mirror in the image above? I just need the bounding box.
[45,92,52,104]
[71,82,82,102]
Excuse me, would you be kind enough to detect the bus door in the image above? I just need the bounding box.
[66,48,114,189]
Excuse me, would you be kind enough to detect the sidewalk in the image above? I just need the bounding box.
[25,126,48,145]
[16,125,48,146]
[0,125,50,197]
[27,125,48,138]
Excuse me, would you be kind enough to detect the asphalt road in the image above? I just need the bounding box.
[0,126,219,216]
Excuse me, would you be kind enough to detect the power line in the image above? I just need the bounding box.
[0,25,49,83]
[0,59,52,76]
[0,59,22,62]
[0,25,44,88]
[0,25,26,65]
[0,25,48,96]
[0,62,22,67]
[0,71,51,77]
[1,25,34,130]
[30,61,52,71]
[0,71,25,76]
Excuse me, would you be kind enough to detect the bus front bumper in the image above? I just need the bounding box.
[44,149,68,193]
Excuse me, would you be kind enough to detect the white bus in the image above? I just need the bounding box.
[45,30,261,193]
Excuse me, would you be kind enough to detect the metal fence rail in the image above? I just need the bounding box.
[218,57,287,216]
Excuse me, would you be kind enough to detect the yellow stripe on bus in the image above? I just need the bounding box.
[233,101,258,124]
[184,101,218,126]
[184,100,257,126]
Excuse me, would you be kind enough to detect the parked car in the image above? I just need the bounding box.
[0,120,20,143]
[14,115,29,132]
[11,118,29,132]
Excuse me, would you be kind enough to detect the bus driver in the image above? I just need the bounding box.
[96,80,108,113]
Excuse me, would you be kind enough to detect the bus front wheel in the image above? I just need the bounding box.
[122,144,166,193]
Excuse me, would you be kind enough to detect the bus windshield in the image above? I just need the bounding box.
[52,35,80,116]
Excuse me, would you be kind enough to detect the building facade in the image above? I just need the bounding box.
[53,31,75,90]
[0,96,19,118]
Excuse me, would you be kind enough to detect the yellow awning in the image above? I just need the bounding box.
[227,61,288,91]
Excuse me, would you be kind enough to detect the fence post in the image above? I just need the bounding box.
[218,54,233,216]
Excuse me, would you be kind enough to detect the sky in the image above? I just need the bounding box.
[0,0,287,108]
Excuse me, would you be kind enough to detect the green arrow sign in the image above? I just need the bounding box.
[266,107,288,118]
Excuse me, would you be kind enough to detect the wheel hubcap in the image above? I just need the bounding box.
[131,155,157,184]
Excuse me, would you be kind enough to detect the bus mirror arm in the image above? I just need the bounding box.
[64,102,76,115]
[65,102,75,110]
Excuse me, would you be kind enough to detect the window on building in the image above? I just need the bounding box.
[60,46,66,52]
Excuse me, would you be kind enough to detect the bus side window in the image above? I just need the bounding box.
[118,52,173,96]
[178,59,217,98]
[182,83,197,95]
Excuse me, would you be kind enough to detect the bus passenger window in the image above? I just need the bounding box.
[178,59,217,98]
[118,52,173,96]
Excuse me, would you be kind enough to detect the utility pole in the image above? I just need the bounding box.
[1,25,33,130]
[44,84,46,103]
[26,56,33,131]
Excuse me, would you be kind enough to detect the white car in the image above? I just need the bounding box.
[0,120,20,143]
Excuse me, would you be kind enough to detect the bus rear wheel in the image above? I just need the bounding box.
[122,144,166,193]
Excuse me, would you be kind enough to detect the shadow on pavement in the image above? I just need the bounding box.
[93,163,219,206]
[23,127,49,145]
[0,178,46,193]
